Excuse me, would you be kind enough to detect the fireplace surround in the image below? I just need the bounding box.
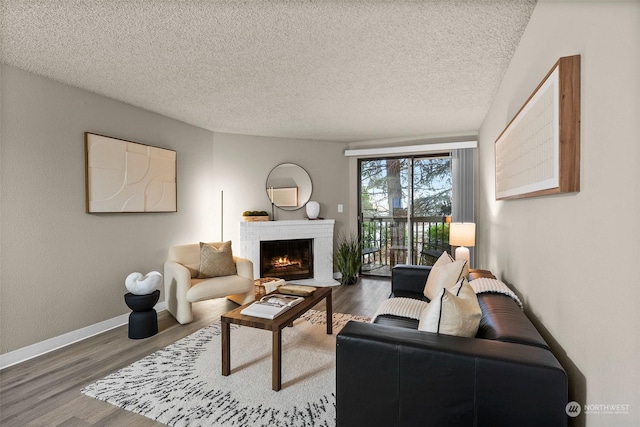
[240,219,338,286]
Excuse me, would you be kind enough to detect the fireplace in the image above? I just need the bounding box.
[260,239,313,281]
[240,219,338,286]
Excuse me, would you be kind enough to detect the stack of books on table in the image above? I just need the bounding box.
[240,294,305,319]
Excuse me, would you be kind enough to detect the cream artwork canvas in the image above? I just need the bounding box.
[85,133,177,213]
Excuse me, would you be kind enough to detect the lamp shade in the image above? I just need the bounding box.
[449,222,476,247]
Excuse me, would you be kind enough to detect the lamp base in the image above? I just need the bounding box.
[454,246,470,266]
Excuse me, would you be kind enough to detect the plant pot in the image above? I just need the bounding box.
[334,231,363,287]
[341,276,358,285]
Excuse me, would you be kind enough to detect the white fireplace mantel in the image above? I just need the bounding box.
[239,219,339,286]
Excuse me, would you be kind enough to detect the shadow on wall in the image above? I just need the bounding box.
[502,277,586,427]
[532,318,587,427]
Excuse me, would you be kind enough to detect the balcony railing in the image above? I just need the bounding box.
[361,216,450,276]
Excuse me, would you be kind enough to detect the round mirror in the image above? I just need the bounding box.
[266,163,312,211]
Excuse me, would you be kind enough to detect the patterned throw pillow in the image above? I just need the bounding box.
[197,241,237,278]
[418,278,481,337]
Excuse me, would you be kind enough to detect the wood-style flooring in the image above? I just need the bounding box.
[0,276,390,426]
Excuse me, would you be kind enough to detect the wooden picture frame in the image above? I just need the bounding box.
[495,55,580,200]
[85,133,177,213]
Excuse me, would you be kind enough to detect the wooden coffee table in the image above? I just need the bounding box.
[221,286,332,391]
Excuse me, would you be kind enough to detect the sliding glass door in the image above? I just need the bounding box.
[359,155,452,277]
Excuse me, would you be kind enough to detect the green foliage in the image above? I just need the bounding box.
[428,222,450,244]
[361,221,377,247]
[333,232,363,285]
[360,157,452,217]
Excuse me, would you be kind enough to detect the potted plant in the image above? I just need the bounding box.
[334,232,363,285]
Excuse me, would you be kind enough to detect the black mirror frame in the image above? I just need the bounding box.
[266,163,313,211]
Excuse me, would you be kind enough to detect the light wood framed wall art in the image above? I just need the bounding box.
[85,133,177,213]
[495,55,580,200]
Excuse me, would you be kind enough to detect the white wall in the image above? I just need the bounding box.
[0,65,216,354]
[477,2,640,426]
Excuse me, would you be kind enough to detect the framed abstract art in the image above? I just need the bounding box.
[495,55,580,200]
[85,133,177,213]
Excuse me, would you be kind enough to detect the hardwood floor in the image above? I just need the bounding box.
[0,276,390,426]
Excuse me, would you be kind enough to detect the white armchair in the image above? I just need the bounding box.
[164,242,255,324]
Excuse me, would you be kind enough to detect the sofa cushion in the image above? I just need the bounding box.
[186,275,252,303]
[391,290,429,301]
[168,243,202,278]
[197,241,237,278]
[423,258,467,300]
[418,278,481,337]
[391,264,433,298]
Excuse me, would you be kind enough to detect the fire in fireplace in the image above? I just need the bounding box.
[260,238,313,281]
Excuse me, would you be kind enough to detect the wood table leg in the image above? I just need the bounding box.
[326,290,333,335]
[221,320,230,376]
[272,329,282,391]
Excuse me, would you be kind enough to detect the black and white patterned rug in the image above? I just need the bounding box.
[82,310,368,426]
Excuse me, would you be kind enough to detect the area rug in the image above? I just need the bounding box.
[82,310,369,427]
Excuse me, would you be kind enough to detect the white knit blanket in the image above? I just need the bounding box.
[371,297,428,322]
[372,278,523,322]
[470,278,523,310]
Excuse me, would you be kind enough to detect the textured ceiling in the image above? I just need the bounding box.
[1,0,536,142]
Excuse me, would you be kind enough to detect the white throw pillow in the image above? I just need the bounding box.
[418,278,481,338]
[423,258,467,300]
[432,251,454,268]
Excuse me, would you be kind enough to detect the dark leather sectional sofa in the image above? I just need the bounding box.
[336,264,568,427]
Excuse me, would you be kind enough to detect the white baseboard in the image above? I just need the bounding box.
[0,302,166,370]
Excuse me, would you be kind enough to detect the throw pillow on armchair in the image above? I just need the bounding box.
[197,241,237,278]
